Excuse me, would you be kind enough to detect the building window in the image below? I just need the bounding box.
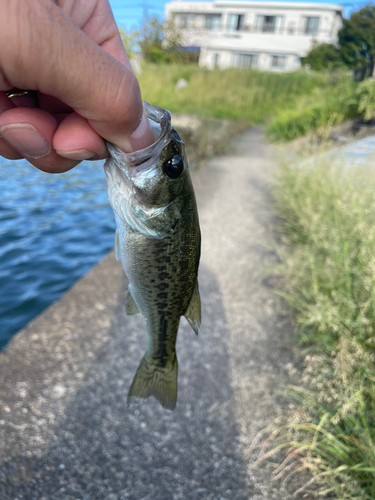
[272,55,285,69]
[287,21,296,35]
[256,15,283,33]
[179,14,196,29]
[206,14,221,30]
[305,16,319,35]
[227,14,244,32]
[214,54,220,68]
[233,53,258,68]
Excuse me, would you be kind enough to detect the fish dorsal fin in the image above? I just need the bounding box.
[126,286,141,316]
[184,281,201,335]
[115,228,121,260]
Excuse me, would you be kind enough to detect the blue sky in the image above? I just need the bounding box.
[109,0,166,31]
[108,0,366,31]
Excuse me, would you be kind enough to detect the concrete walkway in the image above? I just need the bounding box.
[0,129,299,500]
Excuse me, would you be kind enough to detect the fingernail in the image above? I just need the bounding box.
[130,113,155,151]
[56,149,96,160]
[0,124,50,159]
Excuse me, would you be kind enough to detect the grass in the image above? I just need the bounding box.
[263,160,375,497]
[267,76,358,142]
[138,64,359,140]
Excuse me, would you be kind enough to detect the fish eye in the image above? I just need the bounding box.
[163,155,184,179]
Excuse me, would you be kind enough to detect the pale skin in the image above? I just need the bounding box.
[0,0,155,174]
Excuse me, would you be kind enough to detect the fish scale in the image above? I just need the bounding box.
[104,103,201,410]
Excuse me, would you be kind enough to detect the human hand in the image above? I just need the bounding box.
[0,0,154,173]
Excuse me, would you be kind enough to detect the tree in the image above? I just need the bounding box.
[303,42,345,71]
[119,27,137,60]
[137,16,199,64]
[137,16,169,63]
[338,5,375,68]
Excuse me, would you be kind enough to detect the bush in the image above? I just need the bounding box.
[356,79,375,121]
[303,43,345,71]
[266,77,359,141]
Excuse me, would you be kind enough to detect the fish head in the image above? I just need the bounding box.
[106,103,193,210]
[128,127,191,208]
[105,103,197,239]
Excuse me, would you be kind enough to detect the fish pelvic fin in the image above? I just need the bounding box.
[125,286,140,316]
[127,352,178,411]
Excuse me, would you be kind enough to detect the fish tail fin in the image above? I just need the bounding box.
[127,352,178,411]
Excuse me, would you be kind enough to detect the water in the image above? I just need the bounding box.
[0,158,115,349]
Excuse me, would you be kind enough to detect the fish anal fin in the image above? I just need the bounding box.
[127,353,177,410]
[184,281,201,335]
[126,286,140,316]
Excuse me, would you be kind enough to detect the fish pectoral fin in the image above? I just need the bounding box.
[115,228,121,260]
[184,281,201,335]
[126,286,141,316]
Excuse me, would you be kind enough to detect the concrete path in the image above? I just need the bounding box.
[302,133,375,168]
[0,129,300,499]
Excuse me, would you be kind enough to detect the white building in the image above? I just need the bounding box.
[165,1,343,71]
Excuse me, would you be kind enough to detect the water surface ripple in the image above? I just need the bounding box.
[0,158,115,349]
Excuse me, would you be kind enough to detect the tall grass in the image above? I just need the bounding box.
[266,161,375,497]
[138,65,357,135]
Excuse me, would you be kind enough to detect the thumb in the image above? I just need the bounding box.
[0,0,154,152]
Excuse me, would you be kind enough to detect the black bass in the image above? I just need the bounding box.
[104,103,201,410]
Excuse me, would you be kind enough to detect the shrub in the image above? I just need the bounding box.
[303,43,345,71]
[356,79,375,121]
[266,78,358,141]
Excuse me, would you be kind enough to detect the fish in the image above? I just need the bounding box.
[104,103,201,410]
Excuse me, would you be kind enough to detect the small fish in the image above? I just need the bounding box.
[104,103,201,410]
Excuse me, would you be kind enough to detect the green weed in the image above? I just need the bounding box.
[138,65,360,141]
[263,161,375,497]
[267,77,358,142]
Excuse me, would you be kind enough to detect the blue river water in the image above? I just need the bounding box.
[0,158,115,349]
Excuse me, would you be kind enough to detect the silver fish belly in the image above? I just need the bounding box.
[104,103,201,410]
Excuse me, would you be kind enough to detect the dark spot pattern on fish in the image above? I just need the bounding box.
[158,272,170,281]
[156,283,169,291]
[157,292,168,300]
[156,315,169,366]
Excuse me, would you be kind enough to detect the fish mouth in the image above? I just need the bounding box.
[106,102,171,174]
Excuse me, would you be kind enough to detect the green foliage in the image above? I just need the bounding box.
[136,16,199,64]
[339,5,375,68]
[266,161,375,498]
[139,65,360,141]
[119,27,136,60]
[266,75,358,141]
[137,16,164,62]
[303,42,345,71]
[356,79,375,121]
[139,64,344,123]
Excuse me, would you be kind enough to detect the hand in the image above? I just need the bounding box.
[0,0,154,173]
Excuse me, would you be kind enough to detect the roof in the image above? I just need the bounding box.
[167,1,343,12]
